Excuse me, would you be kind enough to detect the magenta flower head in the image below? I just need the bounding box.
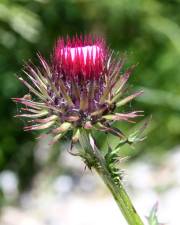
[13,35,143,144]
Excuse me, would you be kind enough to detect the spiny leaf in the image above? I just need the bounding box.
[128,116,151,144]
[105,145,125,184]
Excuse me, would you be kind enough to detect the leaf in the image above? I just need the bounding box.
[128,116,151,144]
[104,145,125,184]
[147,203,164,225]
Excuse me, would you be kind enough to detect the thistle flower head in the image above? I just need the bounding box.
[53,36,106,80]
[13,35,143,144]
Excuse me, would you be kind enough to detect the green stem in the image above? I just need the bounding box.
[79,130,144,225]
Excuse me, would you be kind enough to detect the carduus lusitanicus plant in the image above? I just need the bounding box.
[13,35,150,225]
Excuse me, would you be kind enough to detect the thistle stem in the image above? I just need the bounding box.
[79,130,145,225]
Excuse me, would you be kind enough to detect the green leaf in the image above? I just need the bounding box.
[147,203,163,225]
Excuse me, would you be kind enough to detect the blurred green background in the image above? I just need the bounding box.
[0,0,180,194]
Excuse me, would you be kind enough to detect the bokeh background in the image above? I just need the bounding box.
[0,0,180,224]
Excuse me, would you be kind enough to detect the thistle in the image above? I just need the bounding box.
[13,35,146,225]
[13,35,143,143]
